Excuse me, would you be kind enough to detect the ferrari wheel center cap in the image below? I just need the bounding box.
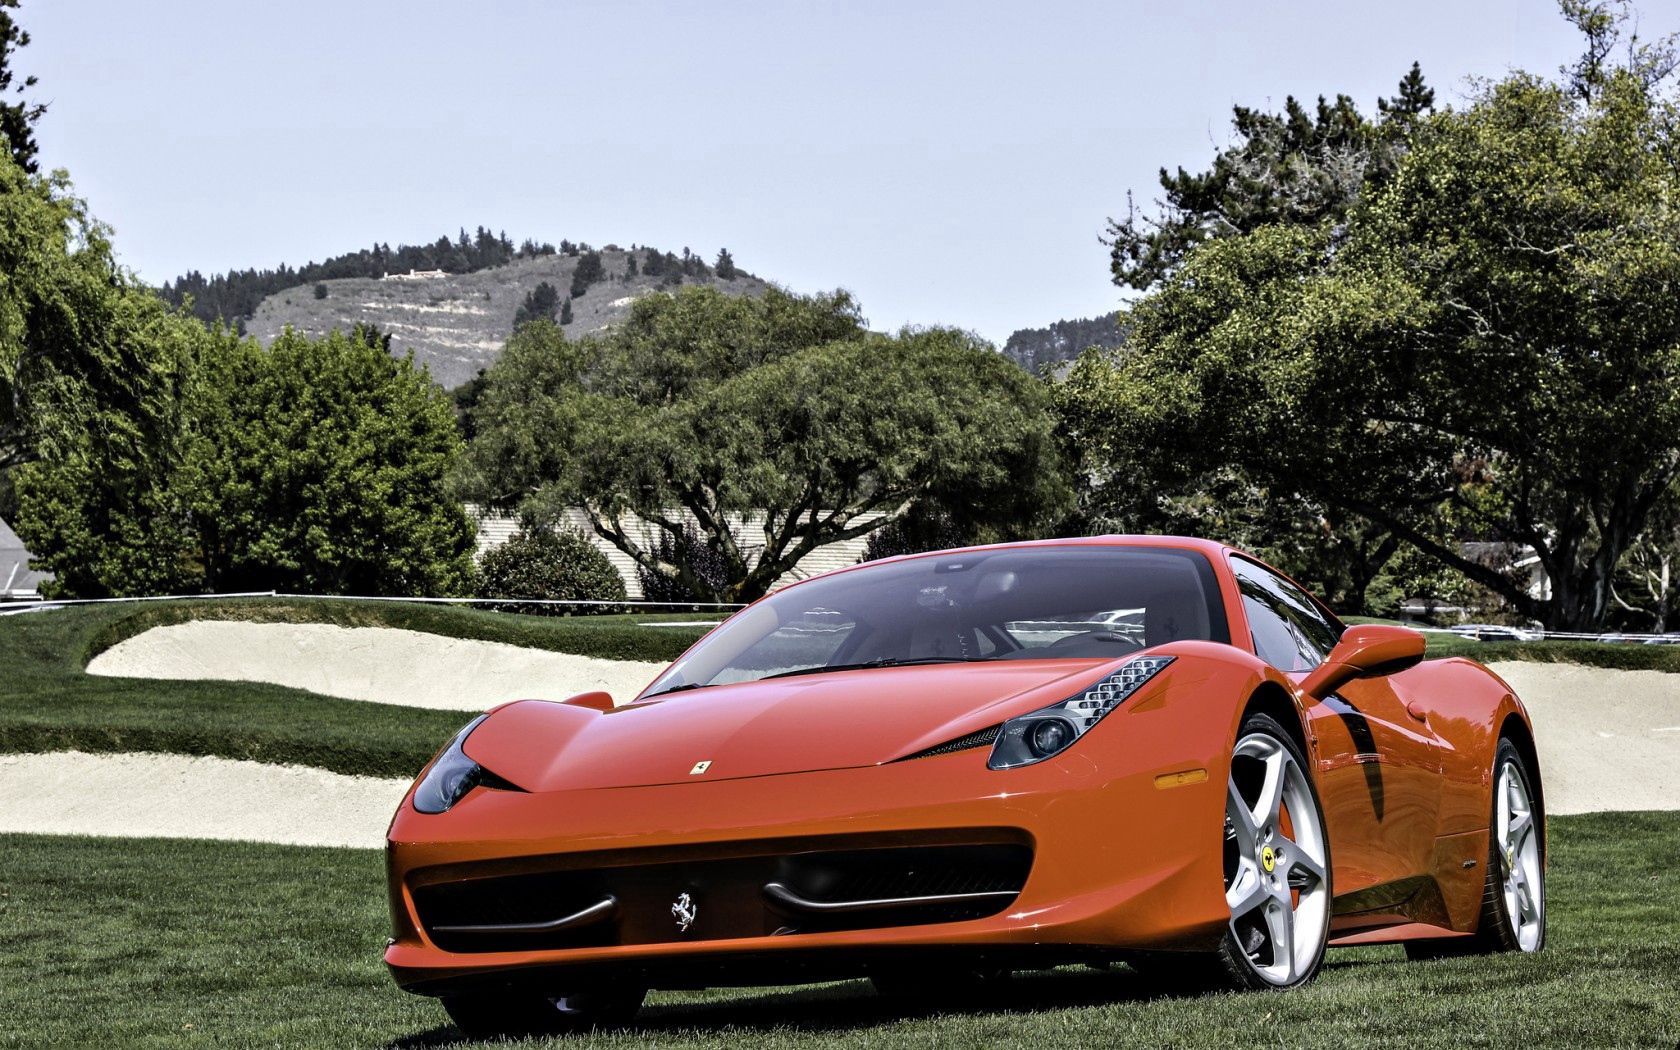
[1260,845,1277,873]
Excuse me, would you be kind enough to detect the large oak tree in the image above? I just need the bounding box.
[461,287,1070,603]
[1063,69,1680,630]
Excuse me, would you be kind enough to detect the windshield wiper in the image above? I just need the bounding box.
[638,682,712,700]
[759,656,996,681]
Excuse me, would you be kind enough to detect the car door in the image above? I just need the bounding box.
[1227,557,1442,899]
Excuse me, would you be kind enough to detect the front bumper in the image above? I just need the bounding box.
[385,743,1229,995]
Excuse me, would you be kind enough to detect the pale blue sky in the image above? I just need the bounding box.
[22,1,1676,343]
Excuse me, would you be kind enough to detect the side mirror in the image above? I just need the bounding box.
[1299,624,1427,701]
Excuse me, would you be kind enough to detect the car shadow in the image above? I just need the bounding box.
[385,966,1207,1047]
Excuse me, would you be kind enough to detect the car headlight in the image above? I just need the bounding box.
[412,714,490,814]
[988,655,1175,770]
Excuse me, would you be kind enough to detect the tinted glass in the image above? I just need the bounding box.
[643,546,1230,695]
[1230,557,1343,672]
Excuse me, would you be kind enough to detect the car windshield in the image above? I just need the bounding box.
[640,545,1230,697]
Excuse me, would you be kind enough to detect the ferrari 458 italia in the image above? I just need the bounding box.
[384,537,1545,1038]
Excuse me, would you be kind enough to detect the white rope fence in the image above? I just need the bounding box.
[0,591,746,616]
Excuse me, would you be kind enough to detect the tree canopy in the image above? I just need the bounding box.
[1,151,210,596]
[569,250,604,299]
[1065,69,1680,630]
[461,287,1071,602]
[179,327,477,595]
[1105,64,1434,293]
[512,281,561,331]
[0,0,44,174]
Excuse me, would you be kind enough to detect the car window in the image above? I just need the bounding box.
[641,547,1231,695]
[1230,557,1343,673]
[710,607,858,684]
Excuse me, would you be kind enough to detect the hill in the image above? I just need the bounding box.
[165,237,769,388]
[244,249,770,387]
[1001,312,1126,374]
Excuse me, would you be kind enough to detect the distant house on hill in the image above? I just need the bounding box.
[382,269,449,281]
[0,518,51,601]
[470,506,886,601]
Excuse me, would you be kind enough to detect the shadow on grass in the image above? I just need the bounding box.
[385,967,1215,1048]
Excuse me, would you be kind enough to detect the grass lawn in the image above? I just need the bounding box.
[0,599,719,778]
[2,813,1676,1049]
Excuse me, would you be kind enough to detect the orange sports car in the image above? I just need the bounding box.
[384,537,1545,1038]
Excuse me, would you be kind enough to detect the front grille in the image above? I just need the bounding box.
[412,840,1031,954]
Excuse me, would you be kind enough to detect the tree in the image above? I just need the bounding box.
[625,252,638,278]
[860,501,971,562]
[313,282,328,300]
[512,280,560,330]
[460,287,1071,602]
[558,297,573,325]
[1001,313,1126,375]
[714,248,737,280]
[1105,65,1433,293]
[477,526,626,615]
[636,524,731,603]
[1559,0,1679,100]
[2,154,208,596]
[1064,69,1680,630]
[570,250,604,298]
[1611,480,1680,631]
[450,369,489,441]
[0,0,45,174]
[179,327,477,595]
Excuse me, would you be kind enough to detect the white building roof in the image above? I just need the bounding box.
[0,517,51,600]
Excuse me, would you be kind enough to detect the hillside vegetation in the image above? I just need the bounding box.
[1001,312,1126,374]
[245,248,771,388]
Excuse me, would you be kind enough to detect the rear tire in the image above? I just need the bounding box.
[441,985,645,1039]
[1405,737,1544,960]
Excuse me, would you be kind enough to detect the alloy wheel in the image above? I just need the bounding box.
[1223,731,1331,986]
[1494,758,1544,951]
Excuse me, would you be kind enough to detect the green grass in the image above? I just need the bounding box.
[0,599,718,778]
[2,813,1676,1048]
[1344,616,1680,673]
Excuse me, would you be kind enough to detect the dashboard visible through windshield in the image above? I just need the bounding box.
[641,546,1230,697]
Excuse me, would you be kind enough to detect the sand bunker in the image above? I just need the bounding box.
[11,656,1675,850]
[0,751,406,848]
[86,621,668,711]
[1488,661,1680,815]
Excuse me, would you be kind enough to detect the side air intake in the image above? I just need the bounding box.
[899,725,1002,761]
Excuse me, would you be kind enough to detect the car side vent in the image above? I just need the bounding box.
[899,724,1002,761]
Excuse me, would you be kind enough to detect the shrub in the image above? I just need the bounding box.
[478,528,626,615]
[313,282,328,299]
[637,525,732,604]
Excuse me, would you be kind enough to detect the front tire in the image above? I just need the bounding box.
[1132,712,1333,991]
[1214,713,1333,988]
[441,985,646,1039]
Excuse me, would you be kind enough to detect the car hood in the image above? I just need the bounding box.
[462,659,1125,792]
